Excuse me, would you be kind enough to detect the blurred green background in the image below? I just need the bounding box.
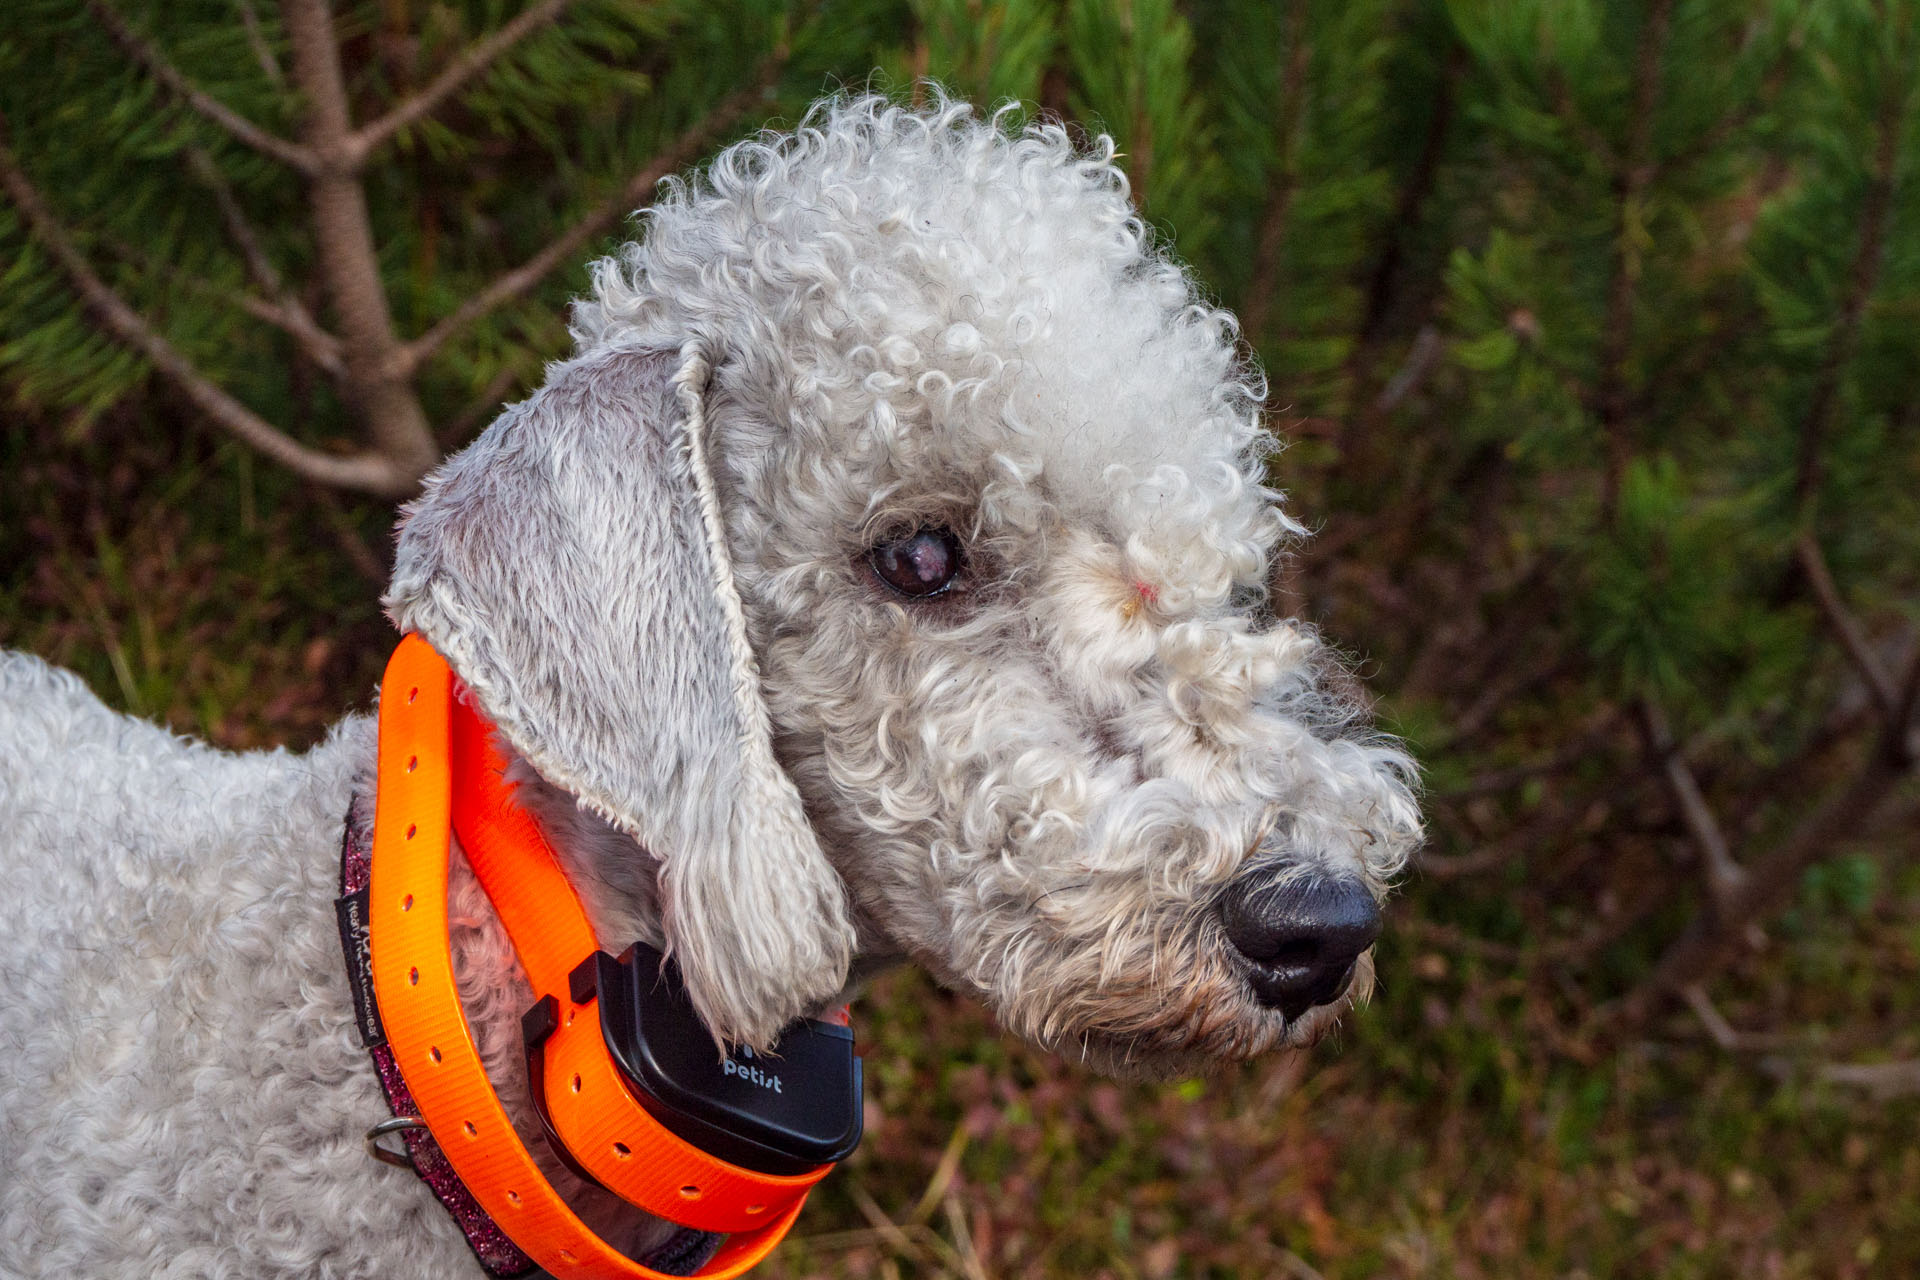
[3,1,1917,1276]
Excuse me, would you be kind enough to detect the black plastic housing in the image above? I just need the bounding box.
[570,943,863,1177]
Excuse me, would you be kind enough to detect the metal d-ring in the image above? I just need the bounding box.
[365,1116,428,1169]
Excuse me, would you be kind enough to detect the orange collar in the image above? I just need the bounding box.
[360,634,835,1278]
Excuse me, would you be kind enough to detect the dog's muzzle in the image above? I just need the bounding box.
[1219,871,1381,1020]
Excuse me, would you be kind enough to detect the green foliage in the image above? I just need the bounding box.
[890,0,1060,108]
[1063,0,1216,252]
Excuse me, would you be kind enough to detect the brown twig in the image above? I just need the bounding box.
[347,0,576,167]
[1680,984,1788,1052]
[309,488,389,584]
[1892,648,1920,768]
[1637,699,1747,912]
[398,64,783,375]
[1371,325,1446,415]
[1811,1058,1920,1100]
[1393,914,1523,962]
[0,120,406,495]
[1618,724,1913,1028]
[85,0,318,173]
[1796,533,1900,719]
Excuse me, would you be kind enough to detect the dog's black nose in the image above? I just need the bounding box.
[1220,873,1380,1020]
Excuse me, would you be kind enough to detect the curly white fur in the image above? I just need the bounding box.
[0,95,1420,1277]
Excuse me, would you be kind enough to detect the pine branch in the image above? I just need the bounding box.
[280,0,439,484]
[235,0,287,88]
[86,0,318,174]
[1347,43,1463,383]
[95,228,344,378]
[399,64,783,375]
[0,126,407,495]
[438,358,530,447]
[1793,66,1906,521]
[1595,0,1676,521]
[347,0,576,169]
[1238,0,1311,347]
[182,147,343,374]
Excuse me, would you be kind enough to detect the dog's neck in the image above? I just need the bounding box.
[494,734,902,1019]
[500,749,672,960]
[348,711,900,1259]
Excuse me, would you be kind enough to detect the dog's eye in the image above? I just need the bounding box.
[868,528,963,598]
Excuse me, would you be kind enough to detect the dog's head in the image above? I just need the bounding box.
[387,96,1420,1073]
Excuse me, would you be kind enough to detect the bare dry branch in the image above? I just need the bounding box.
[348,0,575,167]
[1421,781,1610,881]
[1893,647,1920,769]
[1437,709,1617,799]
[184,150,285,296]
[1814,1058,1920,1100]
[1416,836,1531,880]
[398,66,782,375]
[309,487,389,584]
[1638,699,1748,911]
[1681,984,1787,1053]
[1343,41,1463,423]
[1618,728,1911,1028]
[1796,532,1900,718]
[86,0,317,173]
[1373,326,1446,414]
[224,293,344,376]
[0,127,407,495]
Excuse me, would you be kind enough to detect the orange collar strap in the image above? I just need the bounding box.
[367,634,832,1278]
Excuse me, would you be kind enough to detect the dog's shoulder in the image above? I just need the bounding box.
[0,648,138,749]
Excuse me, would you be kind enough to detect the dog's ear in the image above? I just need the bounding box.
[385,341,853,1049]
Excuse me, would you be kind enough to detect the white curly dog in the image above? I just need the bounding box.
[0,97,1420,1277]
